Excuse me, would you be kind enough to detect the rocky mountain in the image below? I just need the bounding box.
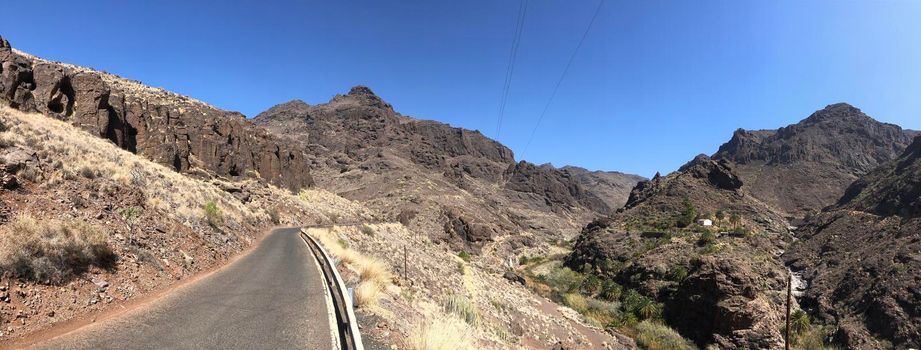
[0,36,311,190]
[560,166,645,210]
[714,103,919,219]
[254,86,638,253]
[620,154,790,233]
[565,154,793,348]
[784,135,921,349]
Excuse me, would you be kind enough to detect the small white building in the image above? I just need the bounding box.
[698,219,713,226]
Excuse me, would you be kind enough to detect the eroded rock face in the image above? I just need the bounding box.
[504,161,611,214]
[0,36,312,190]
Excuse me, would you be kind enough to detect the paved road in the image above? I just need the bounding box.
[33,228,334,350]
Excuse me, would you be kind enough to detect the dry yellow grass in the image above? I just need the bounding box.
[354,281,383,308]
[304,227,394,309]
[404,316,474,350]
[0,214,115,282]
[356,257,392,286]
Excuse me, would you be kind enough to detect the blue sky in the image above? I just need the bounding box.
[4,0,921,177]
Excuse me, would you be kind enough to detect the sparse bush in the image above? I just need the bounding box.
[360,224,375,236]
[581,274,602,295]
[546,266,585,294]
[78,165,97,179]
[404,317,473,350]
[268,207,281,225]
[17,166,40,182]
[116,206,143,223]
[584,297,622,326]
[670,266,689,282]
[676,198,697,228]
[457,251,471,263]
[203,201,224,228]
[0,215,115,283]
[0,134,13,148]
[443,294,481,326]
[791,310,810,336]
[354,281,382,308]
[698,231,716,246]
[601,280,623,302]
[634,320,697,350]
[357,257,391,286]
[564,293,588,313]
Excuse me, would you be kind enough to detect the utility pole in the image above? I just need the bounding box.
[785,272,792,350]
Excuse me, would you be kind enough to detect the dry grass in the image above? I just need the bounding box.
[356,257,392,286]
[404,316,474,350]
[305,227,394,309]
[354,281,383,308]
[0,215,115,283]
[443,294,481,327]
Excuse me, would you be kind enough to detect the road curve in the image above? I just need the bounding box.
[32,228,334,350]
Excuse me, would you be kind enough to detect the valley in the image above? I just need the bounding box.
[2,25,921,350]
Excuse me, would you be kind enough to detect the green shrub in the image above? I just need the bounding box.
[791,310,810,336]
[360,224,375,236]
[582,274,602,295]
[563,293,588,313]
[601,280,623,301]
[634,320,696,350]
[698,231,716,246]
[457,251,472,262]
[546,267,585,294]
[116,206,143,223]
[203,201,224,228]
[670,266,689,282]
[676,198,697,228]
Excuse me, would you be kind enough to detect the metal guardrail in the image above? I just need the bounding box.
[300,228,365,350]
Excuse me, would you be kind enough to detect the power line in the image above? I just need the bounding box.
[496,0,529,139]
[521,0,605,157]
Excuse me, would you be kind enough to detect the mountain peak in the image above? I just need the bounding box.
[348,85,377,96]
[801,102,867,124]
[331,85,392,110]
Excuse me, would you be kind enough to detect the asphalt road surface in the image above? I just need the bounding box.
[33,228,334,350]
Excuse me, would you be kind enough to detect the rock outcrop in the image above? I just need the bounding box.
[713,103,918,219]
[0,35,312,190]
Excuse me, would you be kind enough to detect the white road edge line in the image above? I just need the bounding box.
[304,228,342,350]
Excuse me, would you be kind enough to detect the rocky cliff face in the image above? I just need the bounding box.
[713,103,918,219]
[784,136,921,349]
[0,36,312,190]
